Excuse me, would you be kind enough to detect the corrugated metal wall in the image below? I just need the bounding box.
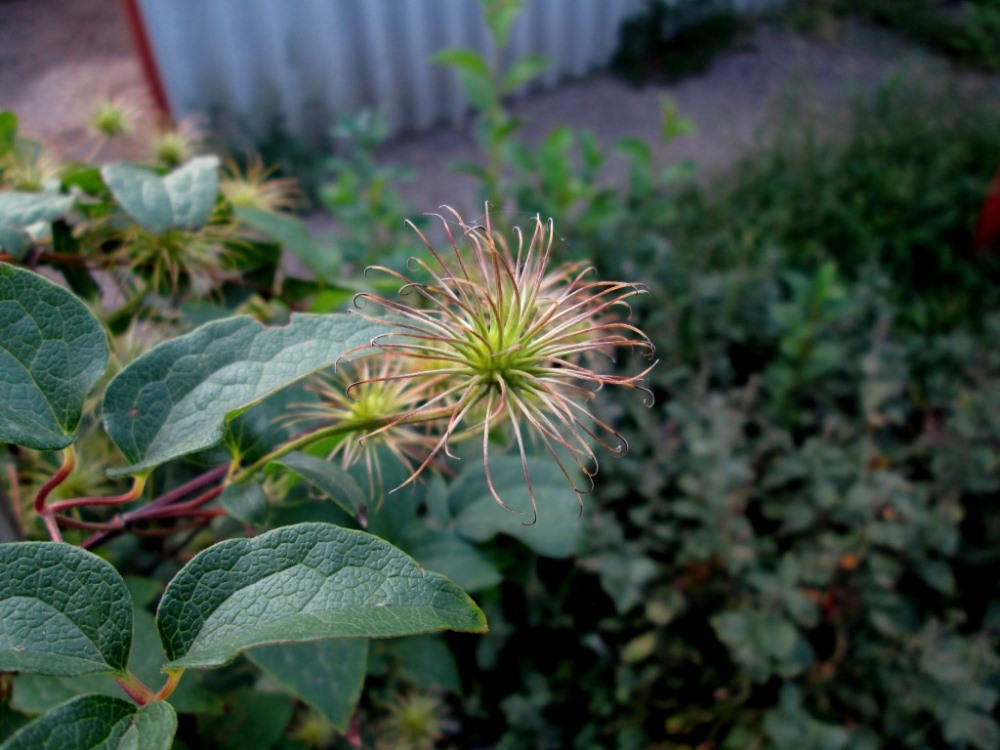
[137,0,783,141]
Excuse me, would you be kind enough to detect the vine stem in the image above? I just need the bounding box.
[114,672,156,706]
[80,465,228,550]
[34,447,76,543]
[113,669,184,706]
[230,407,454,485]
[47,474,147,515]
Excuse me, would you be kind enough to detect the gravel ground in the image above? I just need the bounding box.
[0,0,152,160]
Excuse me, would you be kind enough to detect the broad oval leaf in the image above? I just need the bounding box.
[11,609,221,716]
[0,695,175,750]
[0,542,132,676]
[0,192,75,232]
[0,264,109,450]
[101,163,172,235]
[451,454,584,558]
[275,451,366,524]
[161,156,219,230]
[0,192,76,258]
[102,156,218,235]
[219,482,270,526]
[156,522,487,669]
[247,639,368,733]
[235,206,342,282]
[103,313,391,476]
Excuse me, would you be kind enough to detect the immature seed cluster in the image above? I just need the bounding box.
[320,207,656,521]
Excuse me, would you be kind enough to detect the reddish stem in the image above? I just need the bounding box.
[144,506,225,521]
[47,476,146,514]
[53,515,122,531]
[34,450,76,517]
[114,674,155,706]
[137,486,223,518]
[80,466,228,549]
[34,449,76,543]
[130,517,216,537]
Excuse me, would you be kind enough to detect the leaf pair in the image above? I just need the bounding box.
[0,263,389,476]
[0,525,486,748]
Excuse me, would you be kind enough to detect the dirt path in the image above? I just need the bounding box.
[0,0,153,159]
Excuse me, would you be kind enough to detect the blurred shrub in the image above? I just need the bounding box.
[430,83,1000,748]
[791,0,1000,72]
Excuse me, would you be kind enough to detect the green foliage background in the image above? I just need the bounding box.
[2,3,1000,747]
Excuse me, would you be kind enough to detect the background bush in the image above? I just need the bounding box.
[428,83,1000,749]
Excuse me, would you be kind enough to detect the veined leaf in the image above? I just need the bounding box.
[103,313,391,476]
[156,522,487,669]
[0,695,175,750]
[235,207,341,283]
[0,264,109,450]
[247,640,367,732]
[219,482,270,526]
[451,454,584,558]
[0,192,76,258]
[12,609,221,717]
[275,451,366,524]
[0,543,132,676]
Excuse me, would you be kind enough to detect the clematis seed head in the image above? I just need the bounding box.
[347,206,656,523]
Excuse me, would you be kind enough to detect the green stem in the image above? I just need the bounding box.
[230,408,455,485]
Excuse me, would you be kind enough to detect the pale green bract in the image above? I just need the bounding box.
[102,156,219,235]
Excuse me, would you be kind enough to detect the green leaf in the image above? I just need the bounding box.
[247,639,368,732]
[0,192,75,232]
[0,111,17,157]
[0,193,76,258]
[0,542,132,676]
[13,610,221,716]
[0,264,110,450]
[156,522,487,669]
[451,454,584,558]
[274,451,366,524]
[0,227,30,260]
[381,635,461,693]
[502,54,549,92]
[403,528,501,592]
[219,482,270,526]
[195,687,292,750]
[162,156,219,230]
[102,156,219,234]
[433,49,491,78]
[0,695,175,750]
[101,164,171,234]
[235,206,341,282]
[103,313,391,476]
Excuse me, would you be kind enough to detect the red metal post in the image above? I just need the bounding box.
[118,0,172,122]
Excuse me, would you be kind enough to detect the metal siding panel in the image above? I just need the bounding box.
[139,0,718,139]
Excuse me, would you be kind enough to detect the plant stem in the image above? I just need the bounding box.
[47,474,147,514]
[34,447,76,543]
[80,465,228,550]
[114,672,156,706]
[153,670,185,702]
[230,408,454,485]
